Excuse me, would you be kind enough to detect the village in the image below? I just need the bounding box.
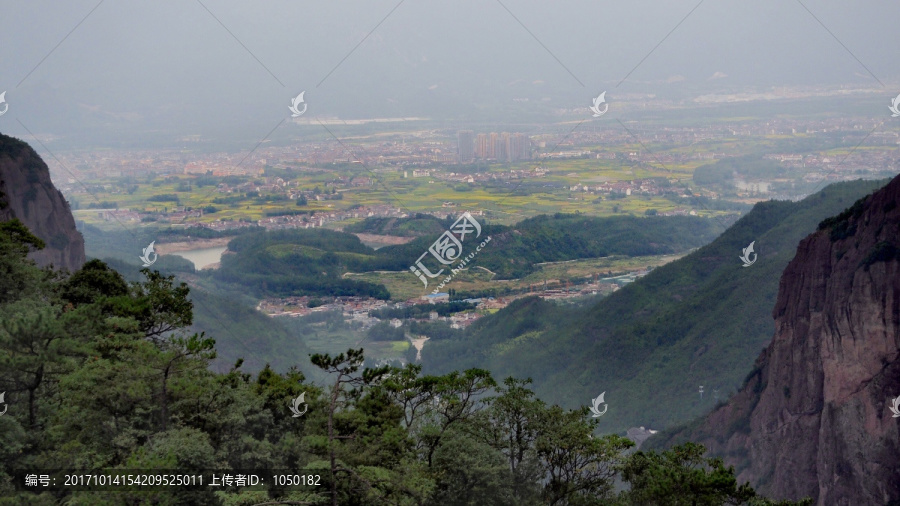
[48,111,899,237]
[254,266,651,333]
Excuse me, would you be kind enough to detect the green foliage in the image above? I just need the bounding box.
[343,213,451,237]
[113,213,727,307]
[424,179,890,434]
[406,320,461,340]
[620,443,758,505]
[616,442,812,505]
[0,219,47,305]
[0,133,31,154]
[146,193,181,203]
[0,218,45,251]
[59,259,129,305]
[860,241,900,270]
[828,219,857,242]
[378,213,723,279]
[187,288,320,376]
[817,194,868,231]
[213,228,392,299]
[84,200,119,209]
[212,195,245,205]
[370,301,476,319]
[366,321,406,342]
[0,215,826,505]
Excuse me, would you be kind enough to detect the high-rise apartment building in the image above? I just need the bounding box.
[475,133,490,159]
[501,132,512,162]
[457,130,475,163]
[470,131,531,161]
[511,133,531,161]
[492,133,507,161]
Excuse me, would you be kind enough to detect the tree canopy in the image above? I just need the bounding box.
[0,218,809,505]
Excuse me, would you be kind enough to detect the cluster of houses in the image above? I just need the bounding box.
[569,178,681,197]
[256,293,486,331]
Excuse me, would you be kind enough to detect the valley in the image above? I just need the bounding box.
[57,102,899,403]
[3,2,899,502]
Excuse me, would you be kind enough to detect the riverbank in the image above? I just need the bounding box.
[352,233,415,249]
[155,237,231,255]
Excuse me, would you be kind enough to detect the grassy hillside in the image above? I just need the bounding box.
[422,178,890,434]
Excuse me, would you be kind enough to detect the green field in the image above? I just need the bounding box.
[66,108,897,233]
[346,253,684,301]
[68,148,716,229]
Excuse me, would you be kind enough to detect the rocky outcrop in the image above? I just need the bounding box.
[659,175,900,505]
[0,133,85,272]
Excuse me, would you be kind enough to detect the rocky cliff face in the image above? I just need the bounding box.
[0,133,85,272]
[660,175,900,505]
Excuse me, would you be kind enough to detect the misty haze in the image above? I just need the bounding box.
[0,1,898,505]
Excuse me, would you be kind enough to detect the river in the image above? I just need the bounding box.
[169,246,227,270]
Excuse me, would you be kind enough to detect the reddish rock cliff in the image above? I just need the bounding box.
[661,175,900,505]
[0,134,85,272]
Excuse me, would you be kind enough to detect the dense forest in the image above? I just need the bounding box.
[214,228,393,299]
[0,218,809,505]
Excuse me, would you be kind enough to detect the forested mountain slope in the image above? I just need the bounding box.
[424,178,890,434]
[82,228,322,377]
[650,173,900,505]
[366,213,724,279]
[0,219,808,505]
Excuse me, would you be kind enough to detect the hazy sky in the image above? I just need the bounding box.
[1,0,897,144]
